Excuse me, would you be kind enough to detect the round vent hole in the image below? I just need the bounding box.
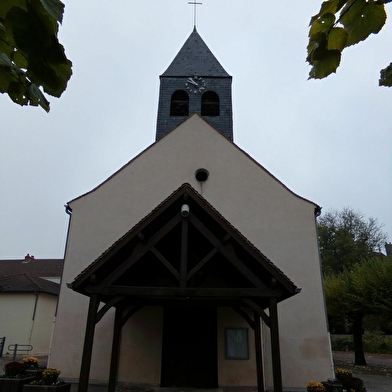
[195,169,209,182]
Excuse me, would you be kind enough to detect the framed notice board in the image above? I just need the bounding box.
[225,328,249,359]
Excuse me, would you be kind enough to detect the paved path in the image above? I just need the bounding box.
[333,351,392,392]
[1,353,391,391]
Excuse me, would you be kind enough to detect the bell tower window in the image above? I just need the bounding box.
[170,90,189,116]
[201,91,220,116]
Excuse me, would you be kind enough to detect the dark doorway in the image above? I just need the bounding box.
[161,306,218,387]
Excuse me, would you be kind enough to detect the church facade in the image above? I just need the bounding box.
[49,29,333,391]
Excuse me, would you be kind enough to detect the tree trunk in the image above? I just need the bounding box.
[352,313,367,366]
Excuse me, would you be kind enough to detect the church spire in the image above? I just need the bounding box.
[156,29,233,141]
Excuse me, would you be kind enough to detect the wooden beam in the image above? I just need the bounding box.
[108,307,123,392]
[254,311,265,392]
[98,214,181,287]
[189,215,266,288]
[96,296,125,324]
[180,215,188,288]
[121,305,144,328]
[187,247,218,280]
[78,294,100,392]
[89,286,280,299]
[269,297,283,392]
[242,299,271,328]
[150,248,180,280]
[231,306,255,330]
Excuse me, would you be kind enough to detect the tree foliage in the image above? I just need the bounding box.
[307,0,392,86]
[324,256,392,364]
[0,0,72,112]
[318,208,388,275]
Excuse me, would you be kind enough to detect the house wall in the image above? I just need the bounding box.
[30,293,57,355]
[0,293,57,356]
[49,115,333,387]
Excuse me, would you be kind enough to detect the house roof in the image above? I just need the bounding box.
[0,258,64,278]
[161,27,230,77]
[0,274,59,295]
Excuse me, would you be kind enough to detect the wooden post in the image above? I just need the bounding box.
[269,297,282,392]
[108,306,123,392]
[254,311,265,392]
[78,294,99,392]
[180,214,188,288]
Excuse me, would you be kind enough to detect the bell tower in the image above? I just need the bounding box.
[156,28,233,141]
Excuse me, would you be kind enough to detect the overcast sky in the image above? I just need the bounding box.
[0,0,391,259]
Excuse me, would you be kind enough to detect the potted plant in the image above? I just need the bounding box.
[0,362,36,392]
[23,368,70,392]
[306,381,326,392]
[21,358,43,380]
[21,359,38,370]
[340,376,365,392]
[335,368,353,381]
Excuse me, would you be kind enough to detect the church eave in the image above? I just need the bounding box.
[70,183,299,305]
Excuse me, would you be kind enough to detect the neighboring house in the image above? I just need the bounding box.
[0,256,64,356]
[49,28,333,391]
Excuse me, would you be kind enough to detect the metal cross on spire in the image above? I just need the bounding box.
[188,1,202,28]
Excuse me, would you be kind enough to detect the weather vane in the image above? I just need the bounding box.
[188,1,202,28]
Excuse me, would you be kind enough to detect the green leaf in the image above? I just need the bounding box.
[309,12,336,36]
[8,79,28,105]
[37,0,64,24]
[30,0,59,36]
[310,0,347,25]
[307,31,326,61]
[0,23,13,56]
[308,47,341,79]
[27,82,50,111]
[0,0,27,20]
[340,0,386,46]
[5,6,30,51]
[12,49,28,69]
[379,62,392,87]
[328,27,348,51]
[0,67,13,93]
[0,0,71,111]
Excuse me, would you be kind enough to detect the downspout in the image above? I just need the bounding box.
[28,293,39,350]
[314,205,334,377]
[48,204,73,364]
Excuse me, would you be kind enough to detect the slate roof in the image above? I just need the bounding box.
[0,274,59,295]
[0,258,64,278]
[161,27,230,77]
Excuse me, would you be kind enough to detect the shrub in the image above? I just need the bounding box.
[331,333,392,354]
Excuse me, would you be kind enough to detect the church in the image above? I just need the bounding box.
[49,28,333,392]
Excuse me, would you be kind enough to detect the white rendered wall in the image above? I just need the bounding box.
[49,115,332,387]
[0,293,56,356]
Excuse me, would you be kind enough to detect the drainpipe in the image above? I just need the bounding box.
[28,293,39,349]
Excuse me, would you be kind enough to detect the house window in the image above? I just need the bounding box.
[225,328,249,359]
[170,90,189,116]
[201,91,220,116]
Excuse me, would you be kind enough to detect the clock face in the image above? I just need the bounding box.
[185,76,206,94]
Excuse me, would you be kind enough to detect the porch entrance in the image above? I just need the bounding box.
[161,306,218,388]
